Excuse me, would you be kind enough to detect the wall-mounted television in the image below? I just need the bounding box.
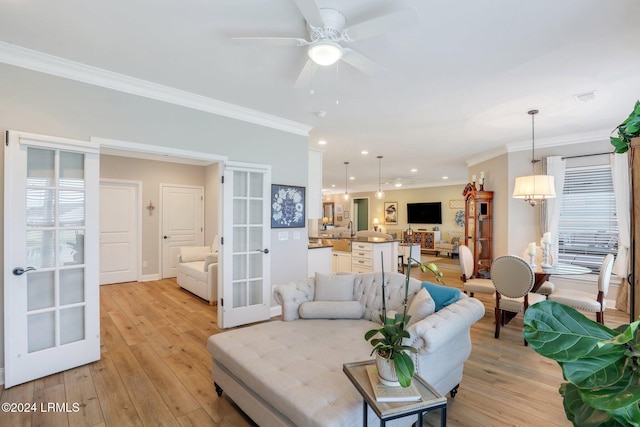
[407,202,442,224]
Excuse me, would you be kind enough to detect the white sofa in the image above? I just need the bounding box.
[176,245,218,303]
[206,271,484,426]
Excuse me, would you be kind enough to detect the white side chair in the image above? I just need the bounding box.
[459,244,494,297]
[548,254,614,324]
[491,255,546,345]
[520,246,555,298]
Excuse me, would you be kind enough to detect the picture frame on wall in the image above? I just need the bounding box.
[344,211,349,219]
[384,202,398,225]
[271,184,305,228]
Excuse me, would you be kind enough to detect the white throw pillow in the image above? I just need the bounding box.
[298,301,364,319]
[406,288,436,326]
[314,273,355,301]
[179,246,210,263]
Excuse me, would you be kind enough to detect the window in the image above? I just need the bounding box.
[557,165,618,273]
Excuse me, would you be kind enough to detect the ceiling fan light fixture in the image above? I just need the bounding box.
[308,40,343,66]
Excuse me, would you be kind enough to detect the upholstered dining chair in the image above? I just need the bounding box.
[520,246,555,298]
[548,254,614,324]
[491,255,546,345]
[458,244,494,297]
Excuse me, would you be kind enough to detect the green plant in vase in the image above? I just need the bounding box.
[364,247,445,387]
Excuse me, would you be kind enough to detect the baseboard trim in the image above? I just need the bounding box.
[141,274,161,282]
[270,305,282,319]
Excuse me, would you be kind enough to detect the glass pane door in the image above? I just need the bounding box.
[4,131,100,388]
[221,162,271,328]
[26,148,87,352]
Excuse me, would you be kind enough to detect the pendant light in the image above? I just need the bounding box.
[512,109,556,206]
[343,161,350,201]
[375,156,385,200]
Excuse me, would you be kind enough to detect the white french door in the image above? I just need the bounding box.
[4,131,100,388]
[220,162,271,328]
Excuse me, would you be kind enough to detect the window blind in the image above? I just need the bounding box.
[557,165,618,273]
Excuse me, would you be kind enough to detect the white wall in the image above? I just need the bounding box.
[0,63,309,370]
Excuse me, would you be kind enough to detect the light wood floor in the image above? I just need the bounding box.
[0,258,629,427]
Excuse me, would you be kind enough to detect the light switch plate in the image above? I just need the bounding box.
[278,231,288,241]
[293,231,301,240]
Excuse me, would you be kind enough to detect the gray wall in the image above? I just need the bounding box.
[0,63,309,371]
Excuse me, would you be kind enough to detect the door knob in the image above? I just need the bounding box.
[256,248,270,254]
[163,235,169,239]
[13,266,36,276]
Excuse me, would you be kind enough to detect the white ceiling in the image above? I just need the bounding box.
[1,0,639,193]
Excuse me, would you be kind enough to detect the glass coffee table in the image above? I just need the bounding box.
[343,360,447,427]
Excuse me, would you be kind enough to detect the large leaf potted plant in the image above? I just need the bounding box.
[364,248,445,388]
[610,100,640,154]
[523,300,640,426]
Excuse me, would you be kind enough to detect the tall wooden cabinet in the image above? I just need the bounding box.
[463,186,493,278]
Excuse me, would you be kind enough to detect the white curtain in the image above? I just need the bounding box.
[611,152,631,277]
[544,156,566,262]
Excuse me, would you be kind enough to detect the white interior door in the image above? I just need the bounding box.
[100,180,140,285]
[220,162,271,328]
[161,184,204,278]
[4,131,100,388]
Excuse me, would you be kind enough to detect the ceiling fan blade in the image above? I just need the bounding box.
[294,59,317,88]
[293,0,325,27]
[232,37,309,47]
[343,8,419,42]
[341,48,383,75]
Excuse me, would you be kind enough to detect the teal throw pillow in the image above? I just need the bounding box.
[422,282,460,311]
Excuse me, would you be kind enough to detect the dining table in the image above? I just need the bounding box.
[531,263,592,292]
[502,263,592,324]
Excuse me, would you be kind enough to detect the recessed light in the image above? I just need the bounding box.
[361,150,368,155]
[394,182,402,188]
[410,168,417,173]
[318,139,327,145]
[331,184,335,187]
[349,176,355,180]
[442,176,449,180]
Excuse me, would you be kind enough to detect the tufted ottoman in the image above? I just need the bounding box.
[208,319,379,427]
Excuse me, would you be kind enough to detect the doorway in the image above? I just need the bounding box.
[353,197,370,231]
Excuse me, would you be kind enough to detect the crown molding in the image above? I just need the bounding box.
[466,128,612,166]
[0,42,312,137]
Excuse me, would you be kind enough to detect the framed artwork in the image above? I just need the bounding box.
[343,211,349,219]
[335,205,343,214]
[336,215,343,222]
[271,184,305,228]
[449,199,465,209]
[384,202,398,225]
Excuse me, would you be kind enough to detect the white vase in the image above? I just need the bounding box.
[375,353,400,387]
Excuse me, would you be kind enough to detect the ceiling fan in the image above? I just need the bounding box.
[233,0,419,87]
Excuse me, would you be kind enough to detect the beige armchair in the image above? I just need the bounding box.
[177,244,218,304]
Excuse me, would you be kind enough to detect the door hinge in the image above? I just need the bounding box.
[220,298,224,307]
[221,175,224,184]
[5,130,8,146]
[221,237,224,245]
